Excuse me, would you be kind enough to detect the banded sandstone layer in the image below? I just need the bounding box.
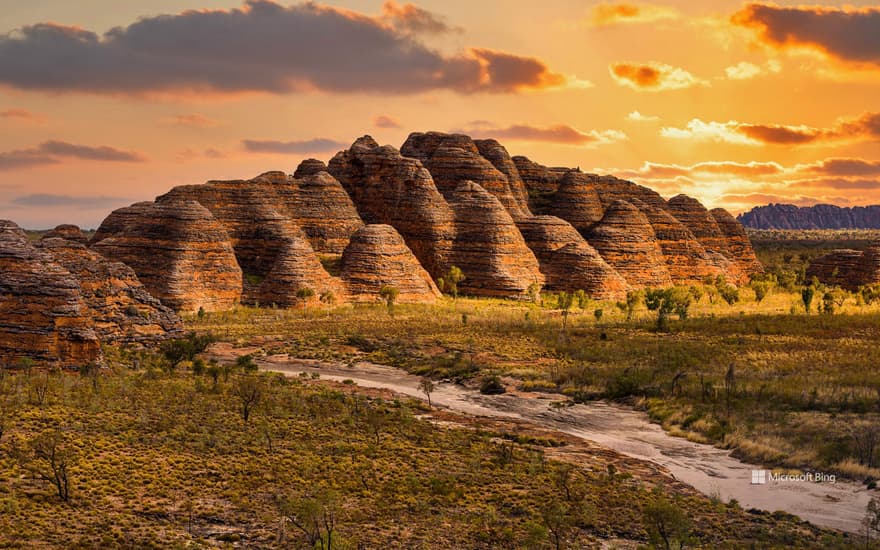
[807,242,880,290]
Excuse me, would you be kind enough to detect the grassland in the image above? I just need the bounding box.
[0,355,843,548]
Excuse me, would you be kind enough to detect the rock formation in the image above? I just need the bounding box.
[511,156,571,213]
[587,201,673,288]
[91,199,243,313]
[290,171,365,254]
[328,136,455,279]
[0,221,101,366]
[293,158,328,178]
[547,171,605,234]
[807,242,880,290]
[445,181,544,297]
[738,203,880,230]
[667,195,744,282]
[401,132,530,219]
[340,225,440,303]
[44,224,90,244]
[38,237,182,342]
[516,216,627,298]
[710,208,764,275]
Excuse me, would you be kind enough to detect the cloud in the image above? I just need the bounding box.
[801,158,880,177]
[616,160,784,180]
[790,177,880,191]
[609,62,706,91]
[460,123,626,146]
[626,110,659,121]
[724,61,761,80]
[0,140,145,170]
[719,192,833,209]
[163,113,220,128]
[373,115,402,128]
[588,2,678,27]
[176,148,229,161]
[242,138,347,154]
[0,108,45,122]
[381,1,459,35]
[732,3,880,68]
[0,1,571,96]
[10,194,133,208]
[662,112,880,145]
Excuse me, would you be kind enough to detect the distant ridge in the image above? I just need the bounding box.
[737,204,880,230]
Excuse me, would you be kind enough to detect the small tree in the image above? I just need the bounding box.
[161,332,216,371]
[319,290,336,315]
[556,292,575,332]
[22,430,74,502]
[379,285,399,316]
[438,266,465,300]
[593,308,603,323]
[751,281,771,303]
[645,288,691,330]
[802,285,815,314]
[233,376,263,423]
[616,290,642,322]
[296,287,315,307]
[718,284,740,306]
[863,497,880,548]
[419,378,435,409]
[574,289,589,309]
[527,282,542,304]
[642,488,692,550]
[277,490,339,550]
[236,353,259,373]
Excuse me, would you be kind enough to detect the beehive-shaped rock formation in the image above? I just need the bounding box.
[547,171,605,234]
[808,242,880,290]
[328,136,455,278]
[587,201,673,288]
[91,199,242,313]
[340,225,440,303]
[38,237,182,342]
[293,158,328,178]
[667,195,744,282]
[516,216,627,298]
[446,181,544,297]
[0,221,101,366]
[402,132,530,219]
[710,208,764,276]
[44,224,90,244]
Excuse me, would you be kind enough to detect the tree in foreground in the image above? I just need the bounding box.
[233,376,263,423]
[277,490,339,550]
[19,430,74,502]
[644,287,691,331]
[419,377,435,409]
[437,266,465,301]
[642,488,693,550]
[379,285,399,316]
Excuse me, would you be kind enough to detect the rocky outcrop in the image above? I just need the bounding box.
[401,132,530,219]
[44,224,90,244]
[516,216,627,298]
[38,237,182,342]
[328,136,455,278]
[446,181,543,297]
[808,242,880,290]
[547,171,605,234]
[667,195,743,281]
[91,199,243,313]
[0,221,101,367]
[593,175,669,212]
[291,171,365,254]
[293,158,328,178]
[628,198,725,284]
[711,208,764,275]
[512,156,571,213]
[340,225,440,303]
[587,201,673,288]
[738,203,880,229]
[251,222,345,308]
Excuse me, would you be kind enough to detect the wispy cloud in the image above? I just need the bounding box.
[0,141,145,170]
[373,115,402,129]
[587,2,678,27]
[10,194,133,208]
[0,108,45,123]
[626,110,660,122]
[242,138,348,154]
[162,113,221,128]
[459,122,626,146]
[609,62,707,91]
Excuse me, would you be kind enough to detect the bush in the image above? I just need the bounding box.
[479,376,505,395]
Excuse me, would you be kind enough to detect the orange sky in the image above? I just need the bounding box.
[1,0,879,228]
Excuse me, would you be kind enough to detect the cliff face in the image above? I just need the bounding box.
[738,204,880,230]
[0,221,101,367]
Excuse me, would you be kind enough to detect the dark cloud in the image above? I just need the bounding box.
[736,124,824,145]
[0,149,59,170]
[381,1,459,35]
[803,158,880,177]
[0,141,144,170]
[0,1,567,96]
[243,138,348,154]
[459,123,625,146]
[373,115,402,128]
[733,4,880,67]
[588,2,678,26]
[11,194,133,208]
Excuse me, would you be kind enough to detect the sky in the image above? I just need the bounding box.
[0,0,879,228]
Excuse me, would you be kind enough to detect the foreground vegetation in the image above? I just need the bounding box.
[0,355,845,548]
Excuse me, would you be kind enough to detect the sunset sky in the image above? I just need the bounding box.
[1,0,879,228]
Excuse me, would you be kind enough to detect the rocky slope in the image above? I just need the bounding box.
[738,204,880,230]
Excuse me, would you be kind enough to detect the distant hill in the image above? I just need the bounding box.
[737,203,880,230]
